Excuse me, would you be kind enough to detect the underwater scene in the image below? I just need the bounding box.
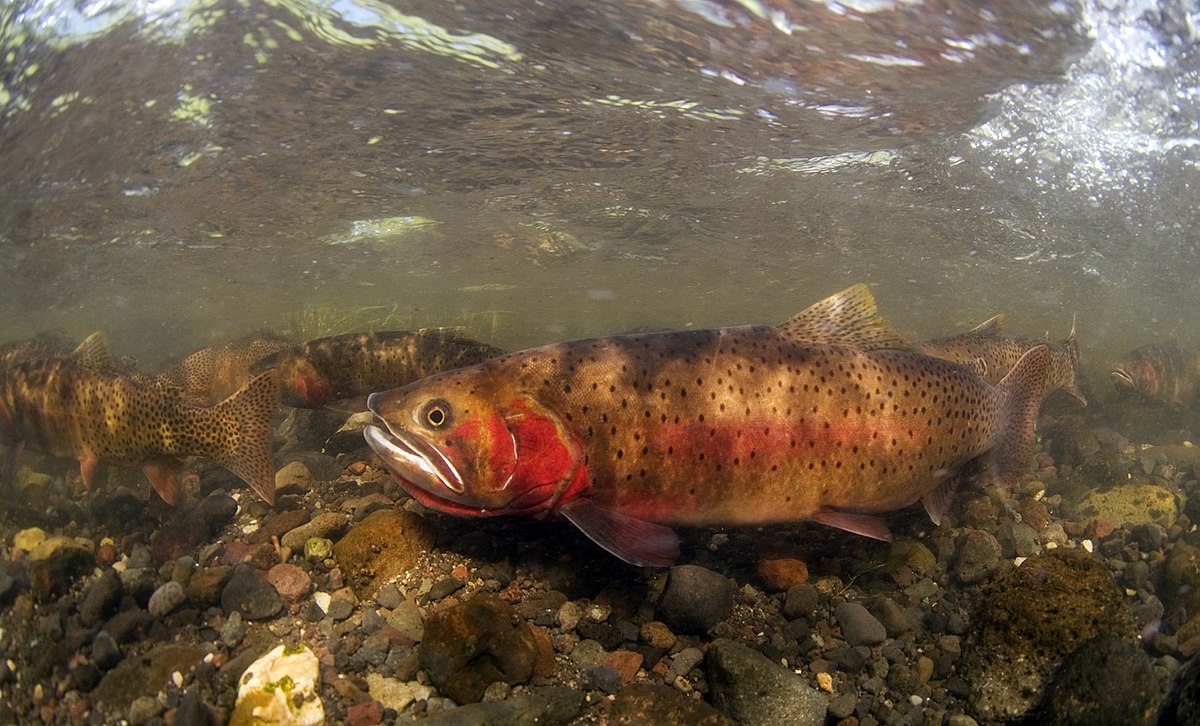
[1,0,1199,723]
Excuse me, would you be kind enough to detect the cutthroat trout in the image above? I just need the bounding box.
[251,329,505,409]
[1111,341,1200,408]
[918,314,1086,406]
[364,285,1049,566]
[0,359,280,504]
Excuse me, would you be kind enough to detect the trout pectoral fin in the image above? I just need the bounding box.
[813,508,893,542]
[920,474,960,526]
[560,501,680,567]
[79,456,99,490]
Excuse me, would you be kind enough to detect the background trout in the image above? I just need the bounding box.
[364,285,1049,566]
[0,359,280,504]
[917,314,1086,406]
[157,333,294,405]
[1111,341,1200,408]
[251,329,505,409]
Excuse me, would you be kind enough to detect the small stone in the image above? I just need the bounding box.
[609,682,730,725]
[954,529,1002,584]
[221,611,246,648]
[386,598,424,641]
[12,527,47,552]
[332,509,435,598]
[556,601,583,631]
[128,695,161,725]
[756,553,810,591]
[835,601,886,647]
[27,536,94,601]
[783,584,820,619]
[606,650,644,685]
[91,631,122,671]
[280,512,351,553]
[221,565,283,620]
[668,647,706,679]
[266,563,312,603]
[346,698,384,726]
[657,565,734,634]
[375,583,402,610]
[639,621,677,650]
[275,461,313,493]
[230,644,323,726]
[80,569,123,626]
[185,566,232,605]
[707,639,828,726]
[303,537,333,562]
[816,671,834,693]
[327,596,354,622]
[148,581,186,617]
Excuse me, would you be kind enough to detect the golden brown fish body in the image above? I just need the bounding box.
[1111,342,1200,408]
[918,315,1085,406]
[0,331,76,368]
[365,285,1049,566]
[252,329,505,408]
[0,359,280,504]
[158,334,294,405]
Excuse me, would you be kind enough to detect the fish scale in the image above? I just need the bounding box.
[365,284,1050,566]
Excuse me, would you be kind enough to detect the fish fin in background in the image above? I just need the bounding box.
[69,331,115,370]
[992,345,1050,486]
[776,283,912,351]
[1063,315,1088,406]
[79,455,100,490]
[207,370,281,505]
[813,508,893,541]
[141,456,184,505]
[966,314,1005,336]
[920,471,960,526]
[560,500,680,567]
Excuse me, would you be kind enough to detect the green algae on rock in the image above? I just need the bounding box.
[1075,483,1180,528]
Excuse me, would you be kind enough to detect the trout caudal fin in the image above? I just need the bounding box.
[993,345,1050,487]
[209,369,280,505]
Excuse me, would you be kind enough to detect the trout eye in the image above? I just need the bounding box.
[421,399,452,429]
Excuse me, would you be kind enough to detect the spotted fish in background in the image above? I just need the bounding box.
[917,314,1086,406]
[251,329,505,409]
[1111,341,1200,408]
[0,331,76,368]
[0,359,281,504]
[157,333,294,405]
[364,284,1049,566]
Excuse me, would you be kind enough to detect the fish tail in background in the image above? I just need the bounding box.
[207,369,281,505]
[1063,315,1088,406]
[992,345,1050,486]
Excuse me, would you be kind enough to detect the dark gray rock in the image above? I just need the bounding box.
[194,493,238,534]
[609,682,731,725]
[0,568,14,602]
[1162,651,1200,726]
[376,583,403,610]
[835,601,886,646]
[220,565,282,621]
[658,565,734,634]
[828,692,858,720]
[954,529,1002,584]
[174,690,210,726]
[784,584,820,620]
[399,686,583,725]
[418,593,538,704]
[90,631,122,671]
[872,597,920,637]
[80,569,123,626]
[706,638,829,726]
[1033,635,1160,726]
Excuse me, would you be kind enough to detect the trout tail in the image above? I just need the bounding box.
[209,369,280,504]
[993,345,1049,486]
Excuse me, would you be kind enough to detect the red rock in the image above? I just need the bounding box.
[756,556,810,591]
[605,650,644,684]
[95,544,119,568]
[266,563,312,603]
[451,564,469,580]
[346,461,368,476]
[530,625,556,678]
[1091,518,1117,539]
[347,698,384,726]
[1018,498,1050,532]
[248,509,311,545]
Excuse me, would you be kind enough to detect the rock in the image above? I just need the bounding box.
[835,601,886,647]
[376,583,403,609]
[26,536,94,601]
[366,673,431,711]
[640,620,677,650]
[265,563,312,603]
[398,686,584,726]
[221,612,247,648]
[90,631,122,671]
[706,639,829,726]
[280,512,351,553]
[333,509,435,597]
[275,461,313,493]
[606,650,644,685]
[1161,651,1200,725]
[12,527,47,552]
[754,541,810,591]
[571,639,609,669]
[783,584,820,620]
[386,597,425,642]
[303,537,333,561]
[221,565,283,620]
[872,596,920,637]
[418,593,538,704]
[1165,542,1200,615]
[1075,483,1178,528]
[1032,635,1160,725]
[657,565,734,634]
[247,509,310,545]
[175,690,211,726]
[129,695,162,725]
[147,580,186,617]
[888,539,938,577]
[230,644,323,726]
[609,682,731,725]
[346,698,385,726]
[93,644,206,708]
[186,565,233,605]
[953,529,1002,584]
[80,569,123,626]
[961,549,1136,722]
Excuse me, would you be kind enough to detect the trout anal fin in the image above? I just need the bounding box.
[142,456,185,505]
[813,508,893,542]
[560,501,680,567]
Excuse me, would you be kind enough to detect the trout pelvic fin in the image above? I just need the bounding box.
[560,500,680,567]
[777,283,912,351]
[813,508,893,541]
[142,456,184,505]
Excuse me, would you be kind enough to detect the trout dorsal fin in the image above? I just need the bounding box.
[777,283,911,351]
[69,331,115,370]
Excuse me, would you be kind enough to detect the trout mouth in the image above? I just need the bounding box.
[363,423,468,505]
[1110,367,1137,395]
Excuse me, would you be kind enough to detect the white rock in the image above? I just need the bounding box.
[367,673,431,711]
[148,581,186,617]
[231,644,323,726]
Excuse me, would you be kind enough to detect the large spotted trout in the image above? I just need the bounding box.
[0,359,280,504]
[364,285,1049,566]
[917,314,1086,406]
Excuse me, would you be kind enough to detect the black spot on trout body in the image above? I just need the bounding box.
[366,284,1051,567]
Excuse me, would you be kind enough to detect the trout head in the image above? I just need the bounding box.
[1111,344,1171,402]
[363,380,587,517]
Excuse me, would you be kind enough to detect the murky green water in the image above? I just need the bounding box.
[1,0,1197,393]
